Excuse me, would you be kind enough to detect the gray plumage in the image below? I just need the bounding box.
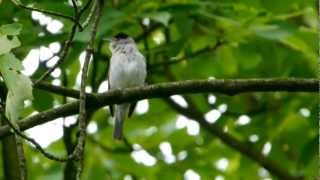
[108,33,147,140]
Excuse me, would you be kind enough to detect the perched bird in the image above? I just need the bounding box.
[108,32,147,140]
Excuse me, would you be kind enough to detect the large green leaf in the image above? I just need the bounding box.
[0,23,22,55]
[0,53,33,121]
[0,23,22,56]
[146,11,172,26]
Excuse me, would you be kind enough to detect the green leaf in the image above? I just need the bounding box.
[298,136,317,166]
[0,23,22,35]
[0,23,22,55]
[32,89,54,111]
[0,53,33,121]
[0,36,20,55]
[252,24,292,40]
[147,11,172,26]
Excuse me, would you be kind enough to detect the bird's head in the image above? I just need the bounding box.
[108,32,135,53]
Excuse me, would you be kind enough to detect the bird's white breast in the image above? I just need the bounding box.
[109,51,146,89]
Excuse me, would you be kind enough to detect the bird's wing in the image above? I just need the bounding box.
[128,102,137,117]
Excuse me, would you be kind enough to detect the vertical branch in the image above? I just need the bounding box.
[75,0,104,178]
[0,109,27,180]
[34,0,93,84]
[14,134,27,180]
[61,69,78,180]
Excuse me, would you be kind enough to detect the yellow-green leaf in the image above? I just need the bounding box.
[0,53,33,121]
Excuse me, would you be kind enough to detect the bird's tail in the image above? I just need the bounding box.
[113,104,129,140]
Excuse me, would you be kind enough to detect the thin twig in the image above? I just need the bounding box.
[34,0,93,85]
[79,0,93,16]
[149,40,224,69]
[71,0,79,15]
[0,107,73,162]
[88,136,132,153]
[165,98,303,180]
[75,0,103,178]
[11,0,82,29]
[33,22,78,85]
[81,0,97,29]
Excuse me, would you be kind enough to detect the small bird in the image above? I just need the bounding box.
[108,32,147,140]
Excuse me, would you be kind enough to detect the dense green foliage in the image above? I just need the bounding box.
[0,0,317,179]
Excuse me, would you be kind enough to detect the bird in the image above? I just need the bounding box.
[108,32,147,140]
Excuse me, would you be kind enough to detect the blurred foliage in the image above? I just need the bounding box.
[0,0,317,179]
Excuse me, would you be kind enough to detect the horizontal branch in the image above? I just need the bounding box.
[0,78,317,138]
[165,98,302,180]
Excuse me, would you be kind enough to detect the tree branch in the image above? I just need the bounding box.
[0,113,27,180]
[149,39,224,69]
[34,0,93,84]
[0,0,103,164]
[164,98,302,180]
[11,0,82,29]
[36,78,317,99]
[75,0,103,178]
[0,78,316,139]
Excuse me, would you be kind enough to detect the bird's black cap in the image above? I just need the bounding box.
[114,32,129,39]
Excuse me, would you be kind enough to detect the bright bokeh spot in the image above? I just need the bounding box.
[184,169,201,180]
[205,109,221,123]
[142,17,150,26]
[31,11,43,21]
[51,68,61,78]
[136,99,149,115]
[46,56,60,67]
[22,49,39,76]
[39,46,53,61]
[249,134,259,143]
[39,15,52,26]
[152,30,165,44]
[159,141,176,164]
[176,115,200,136]
[258,168,270,178]
[26,117,64,148]
[170,95,188,108]
[64,115,78,127]
[236,115,251,125]
[47,20,63,34]
[215,175,225,180]
[208,94,216,104]
[262,142,272,156]
[299,108,311,117]
[215,158,229,171]
[218,104,228,113]
[87,121,98,134]
[131,146,157,166]
[51,79,61,86]
[49,42,61,54]
[98,80,109,93]
[123,175,133,180]
[85,86,92,93]
[177,150,188,161]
